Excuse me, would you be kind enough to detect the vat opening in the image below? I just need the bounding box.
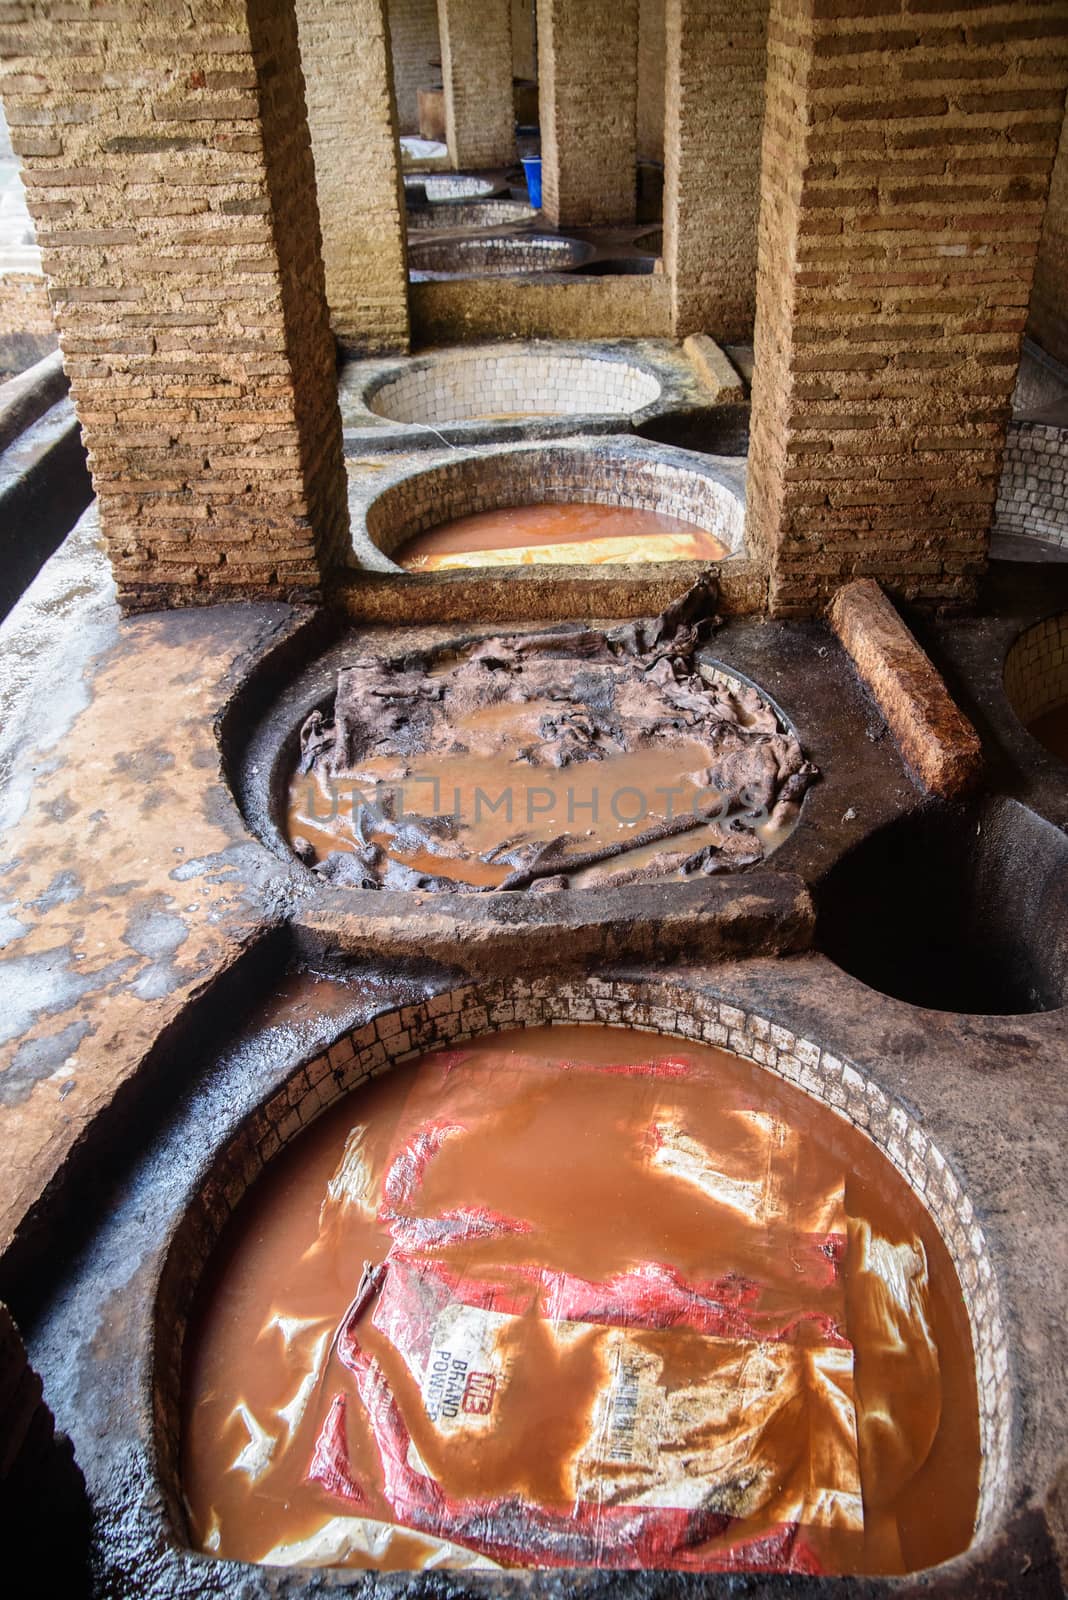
[816,798,1068,1015]
[285,580,816,892]
[177,1023,982,1576]
[364,350,662,425]
[408,233,595,279]
[1004,611,1068,764]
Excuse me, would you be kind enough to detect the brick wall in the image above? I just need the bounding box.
[663,0,768,341]
[296,0,410,356]
[512,0,537,81]
[537,0,639,227]
[438,0,514,169]
[1029,109,1068,368]
[637,0,666,162]
[0,0,349,611]
[388,0,441,134]
[747,0,1068,618]
[410,270,671,341]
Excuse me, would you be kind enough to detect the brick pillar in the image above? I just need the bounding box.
[747,0,1068,618]
[0,0,348,612]
[1028,110,1068,368]
[389,0,442,135]
[537,0,639,227]
[663,0,768,341]
[637,0,666,164]
[296,0,409,356]
[437,0,513,169]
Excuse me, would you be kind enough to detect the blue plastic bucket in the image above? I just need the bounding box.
[521,156,542,210]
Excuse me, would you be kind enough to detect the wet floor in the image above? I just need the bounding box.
[182,1025,980,1577]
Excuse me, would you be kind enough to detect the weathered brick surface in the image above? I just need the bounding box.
[410,270,671,341]
[0,272,50,336]
[296,0,409,356]
[829,577,983,798]
[438,0,514,169]
[537,0,639,227]
[663,0,768,341]
[0,0,349,611]
[637,0,666,162]
[747,0,1068,618]
[512,0,537,82]
[388,0,441,135]
[1029,109,1068,367]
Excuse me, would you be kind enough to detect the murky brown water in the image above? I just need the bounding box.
[287,621,813,892]
[1029,704,1068,763]
[396,503,729,571]
[182,1025,980,1576]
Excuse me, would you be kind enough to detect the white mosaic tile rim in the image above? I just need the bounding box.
[180,977,1010,1548]
[408,233,593,278]
[1004,611,1068,726]
[367,351,663,424]
[364,445,745,558]
[994,420,1068,552]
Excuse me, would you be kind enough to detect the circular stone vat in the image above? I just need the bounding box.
[817,797,1068,1014]
[366,350,661,426]
[407,198,538,231]
[422,174,500,201]
[408,233,595,278]
[1004,611,1068,762]
[364,441,742,570]
[284,593,813,893]
[170,1018,986,1576]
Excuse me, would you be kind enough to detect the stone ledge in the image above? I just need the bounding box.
[829,577,984,800]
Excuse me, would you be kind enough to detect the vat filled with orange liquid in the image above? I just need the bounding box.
[395,501,729,571]
[182,1026,981,1577]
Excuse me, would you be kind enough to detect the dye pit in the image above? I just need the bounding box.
[395,502,730,571]
[286,583,815,892]
[1028,703,1068,762]
[181,1025,980,1577]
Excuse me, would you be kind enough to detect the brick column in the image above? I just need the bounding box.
[663,0,768,341]
[637,0,666,163]
[747,0,1068,618]
[437,0,513,169]
[0,0,348,612]
[296,0,409,356]
[537,0,639,227]
[1028,110,1068,368]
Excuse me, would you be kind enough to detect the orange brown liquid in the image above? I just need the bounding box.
[396,503,730,571]
[181,1026,980,1576]
[1028,704,1068,763]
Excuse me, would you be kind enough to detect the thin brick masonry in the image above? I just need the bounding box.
[537,0,639,228]
[388,0,441,135]
[0,0,350,611]
[746,0,1068,618]
[153,974,1011,1550]
[663,0,768,342]
[438,0,514,170]
[295,0,410,356]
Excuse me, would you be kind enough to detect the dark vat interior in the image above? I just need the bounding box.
[817,798,1068,1015]
[635,403,750,458]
